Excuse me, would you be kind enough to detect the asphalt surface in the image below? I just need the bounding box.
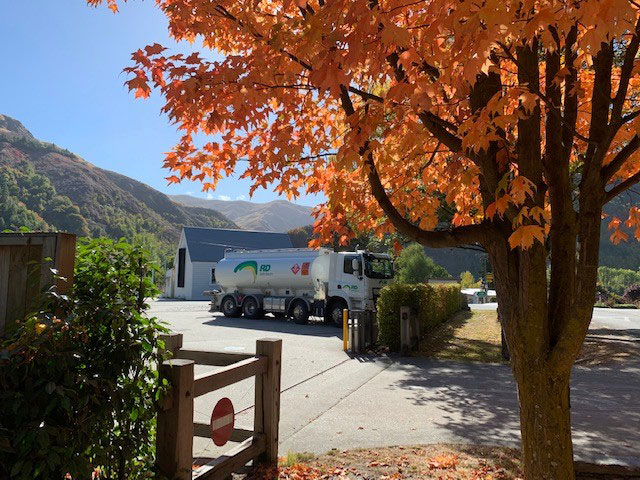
[149,300,640,467]
[471,303,640,339]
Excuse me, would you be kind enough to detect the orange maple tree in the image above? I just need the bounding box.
[88,0,640,478]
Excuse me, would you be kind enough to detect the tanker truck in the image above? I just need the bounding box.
[210,248,394,325]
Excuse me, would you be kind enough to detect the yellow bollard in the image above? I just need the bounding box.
[343,308,349,352]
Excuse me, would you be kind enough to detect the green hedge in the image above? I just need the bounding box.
[377,283,461,351]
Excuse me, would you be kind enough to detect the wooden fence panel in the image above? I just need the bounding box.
[0,233,76,336]
[157,334,282,479]
[0,246,11,334]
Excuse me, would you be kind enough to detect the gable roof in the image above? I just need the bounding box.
[182,227,294,262]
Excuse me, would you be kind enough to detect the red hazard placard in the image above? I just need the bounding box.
[210,397,235,447]
[291,263,300,275]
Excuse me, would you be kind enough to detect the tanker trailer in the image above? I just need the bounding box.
[210,247,394,324]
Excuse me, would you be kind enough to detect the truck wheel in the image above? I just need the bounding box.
[242,297,263,319]
[326,300,347,327]
[290,301,309,325]
[222,296,241,318]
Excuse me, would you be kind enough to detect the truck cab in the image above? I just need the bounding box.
[327,251,393,322]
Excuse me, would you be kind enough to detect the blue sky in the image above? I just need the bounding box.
[0,1,320,206]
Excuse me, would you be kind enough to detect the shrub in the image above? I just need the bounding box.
[622,284,640,305]
[377,282,461,351]
[0,237,168,480]
[460,271,481,288]
[597,267,640,295]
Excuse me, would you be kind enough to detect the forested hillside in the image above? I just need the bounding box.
[0,114,237,259]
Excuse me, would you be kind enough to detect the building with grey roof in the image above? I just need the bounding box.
[164,227,294,300]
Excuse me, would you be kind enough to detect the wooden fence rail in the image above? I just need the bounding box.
[157,333,282,480]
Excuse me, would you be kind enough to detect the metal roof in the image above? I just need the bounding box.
[182,227,293,262]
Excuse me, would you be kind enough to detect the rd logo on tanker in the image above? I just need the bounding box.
[234,260,271,282]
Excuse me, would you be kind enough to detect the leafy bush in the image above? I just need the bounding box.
[0,237,168,480]
[377,282,461,351]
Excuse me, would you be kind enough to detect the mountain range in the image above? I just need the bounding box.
[0,114,236,256]
[170,195,314,232]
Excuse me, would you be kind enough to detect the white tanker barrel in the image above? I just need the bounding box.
[215,249,331,290]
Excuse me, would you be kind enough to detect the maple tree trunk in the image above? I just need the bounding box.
[491,238,587,480]
[516,364,575,479]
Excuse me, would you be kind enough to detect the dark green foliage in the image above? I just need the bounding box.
[623,284,640,305]
[394,243,450,283]
[287,224,396,253]
[597,266,640,295]
[0,163,88,235]
[288,225,314,247]
[0,172,49,231]
[0,237,168,480]
[377,282,461,351]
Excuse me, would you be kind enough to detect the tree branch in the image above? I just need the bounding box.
[562,25,578,163]
[385,52,463,152]
[417,112,463,152]
[610,18,640,125]
[364,151,491,247]
[605,170,640,203]
[498,41,596,146]
[601,135,640,181]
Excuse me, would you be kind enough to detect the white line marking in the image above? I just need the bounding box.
[212,413,233,431]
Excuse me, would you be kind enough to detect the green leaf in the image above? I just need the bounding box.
[10,460,23,477]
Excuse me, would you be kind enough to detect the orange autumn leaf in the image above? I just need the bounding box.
[486,194,511,219]
[508,225,546,250]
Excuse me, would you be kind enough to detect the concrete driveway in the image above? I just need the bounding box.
[149,300,640,467]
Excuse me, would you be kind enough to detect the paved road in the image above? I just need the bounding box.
[472,303,640,334]
[149,300,640,467]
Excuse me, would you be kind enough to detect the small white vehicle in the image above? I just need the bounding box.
[210,248,394,325]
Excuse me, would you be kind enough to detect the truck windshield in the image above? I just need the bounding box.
[363,254,394,279]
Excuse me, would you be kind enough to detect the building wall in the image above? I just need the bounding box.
[172,231,193,300]
[190,261,219,300]
[163,268,174,298]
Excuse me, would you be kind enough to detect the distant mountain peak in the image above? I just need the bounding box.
[0,114,34,139]
[170,194,315,233]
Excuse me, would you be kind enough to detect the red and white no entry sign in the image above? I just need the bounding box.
[210,397,235,447]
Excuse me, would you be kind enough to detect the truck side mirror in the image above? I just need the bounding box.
[352,258,361,275]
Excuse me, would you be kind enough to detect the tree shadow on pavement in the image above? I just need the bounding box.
[587,328,640,340]
[388,357,640,466]
[577,335,640,367]
[203,315,344,339]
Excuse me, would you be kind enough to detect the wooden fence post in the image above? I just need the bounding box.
[400,306,411,355]
[160,332,184,357]
[157,359,195,480]
[254,338,282,466]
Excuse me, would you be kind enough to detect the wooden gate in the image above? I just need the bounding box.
[157,333,282,479]
[0,232,76,335]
